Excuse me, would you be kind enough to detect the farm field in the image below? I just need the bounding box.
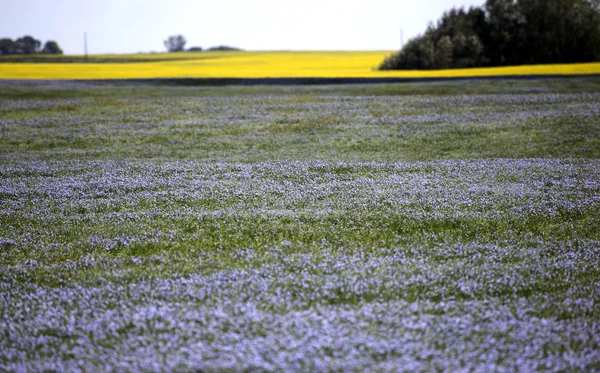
[1,78,600,371]
[1,51,600,79]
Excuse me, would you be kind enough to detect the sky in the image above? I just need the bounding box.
[1,0,484,55]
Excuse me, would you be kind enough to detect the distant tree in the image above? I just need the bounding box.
[380,7,488,70]
[484,0,523,65]
[380,0,600,70]
[41,40,63,54]
[207,45,243,51]
[435,36,454,68]
[187,46,203,52]
[0,36,63,55]
[15,35,41,54]
[0,38,17,55]
[378,52,403,70]
[404,36,436,69]
[515,0,600,64]
[452,33,485,67]
[164,35,186,52]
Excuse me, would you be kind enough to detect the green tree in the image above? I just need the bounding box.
[41,40,63,55]
[389,36,436,70]
[0,38,17,55]
[483,0,523,65]
[164,35,186,52]
[517,0,600,63]
[452,34,484,67]
[15,35,41,54]
[379,0,600,70]
[435,36,454,68]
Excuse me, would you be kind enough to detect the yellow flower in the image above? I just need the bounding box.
[1,51,599,80]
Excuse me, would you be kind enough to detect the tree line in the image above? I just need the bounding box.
[164,34,241,53]
[0,36,63,55]
[380,0,600,70]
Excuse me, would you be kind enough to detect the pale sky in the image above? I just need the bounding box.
[1,0,484,54]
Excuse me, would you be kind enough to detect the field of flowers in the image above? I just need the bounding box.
[1,51,600,79]
[1,79,599,371]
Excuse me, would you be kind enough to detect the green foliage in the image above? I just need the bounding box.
[0,38,17,55]
[206,45,243,51]
[380,0,600,70]
[513,0,600,64]
[15,35,41,54]
[435,36,454,69]
[41,40,63,55]
[0,35,63,55]
[163,35,186,52]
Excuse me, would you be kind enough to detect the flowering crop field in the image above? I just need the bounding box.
[1,79,600,371]
[1,51,600,79]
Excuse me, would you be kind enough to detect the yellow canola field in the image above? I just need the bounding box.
[2,51,600,79]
